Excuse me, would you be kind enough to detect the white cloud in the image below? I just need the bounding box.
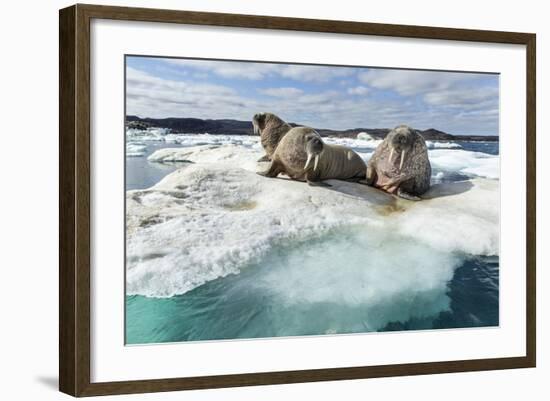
[423,86,498,109]
[164,59,278,80]
[259,87,304,97]
[278,65,353,83]
[347,86,369,96]
[163,59,353,83]
[126,66,498,135]
[127,67,395,128]
[358,69,468,96]
[126,67,249,119]
[358,69,499,130]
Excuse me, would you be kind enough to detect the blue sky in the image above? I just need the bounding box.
[126,56,499,135]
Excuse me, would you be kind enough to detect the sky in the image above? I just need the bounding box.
[126,56,499,136]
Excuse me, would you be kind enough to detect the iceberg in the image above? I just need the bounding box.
[357,131,375,140]
[126,142,148,157]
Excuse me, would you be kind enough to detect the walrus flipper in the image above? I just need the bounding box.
[396,187,421,201]
[360,163,377,186]
[257,161,282,178]
[257,154,271,162]
[365,164,377,185]
[307,180,332,187]
[306,170,331,187]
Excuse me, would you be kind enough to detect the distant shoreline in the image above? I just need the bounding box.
[126,115,499,142]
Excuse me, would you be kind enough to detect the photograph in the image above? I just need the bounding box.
[124,55,500,345]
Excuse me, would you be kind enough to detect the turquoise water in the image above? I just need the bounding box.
[125,138,499,344]
[125,227,499,344]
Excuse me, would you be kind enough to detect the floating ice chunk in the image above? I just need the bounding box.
[157,133,260,148]
[426,141,463,149]
[324,136,383,150]
[126,127,168,142]
[126,142,148,157]
[147,145,217,162]
[163,134,183,143]
[148,145,262,171]
[357,131,375,140]
[148,127,170,136]
[429,149,499,179]
[126,145,499,298]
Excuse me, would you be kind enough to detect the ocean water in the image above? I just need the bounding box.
[125,130,499,344]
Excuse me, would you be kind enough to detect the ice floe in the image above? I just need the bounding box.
[126,127,171,142]
[324,136,383,150]
[127,145,499,298]
[147,144,261,171]
[426,141,463,149]
[429,149,499,179]
[357,132,375,140]
[126,142,148,157]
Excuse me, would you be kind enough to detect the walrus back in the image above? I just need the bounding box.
[261,119,292,157]
[318,144,366,180]
[403,138,431,195]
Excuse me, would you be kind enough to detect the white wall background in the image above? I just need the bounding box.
[0,0,546,399]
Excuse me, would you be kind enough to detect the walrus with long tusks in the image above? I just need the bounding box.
[252,112,293,162]
[362,124,431,200]
[257,126,366,186]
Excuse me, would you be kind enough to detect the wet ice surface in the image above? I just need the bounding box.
[125,129,499,343]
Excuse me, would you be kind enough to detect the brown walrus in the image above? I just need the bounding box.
[258,126,366,186]
[252,112,293,162]
[363,124,431,200]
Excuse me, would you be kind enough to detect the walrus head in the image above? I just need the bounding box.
[252,113,266,135]
[303,131,324,172]
[252,112,286,135]
[387,125,416,171]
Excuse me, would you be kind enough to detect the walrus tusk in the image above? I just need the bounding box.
[314,154,320,171]
[347,151,353,160]
[389,147,394,163]
[304,153,313,170]
[399,149,406,171]
[253,124,259,135]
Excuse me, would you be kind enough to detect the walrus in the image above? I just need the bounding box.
[257,126,366,186]
[363,124,431,200]
[252,112,293,162]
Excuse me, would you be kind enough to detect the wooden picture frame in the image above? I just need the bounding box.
[59,3,536,397]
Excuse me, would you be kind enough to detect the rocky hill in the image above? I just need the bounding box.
[126,116,498,141]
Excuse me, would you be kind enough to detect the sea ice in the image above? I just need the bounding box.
[128,145,499,298]
[126,142,148,157]
[126,127,169,142]
[148,144,261,171]
[429,149,499,179]
[425,141,463,149]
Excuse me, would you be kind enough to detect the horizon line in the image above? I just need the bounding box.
[125,115,499,137]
